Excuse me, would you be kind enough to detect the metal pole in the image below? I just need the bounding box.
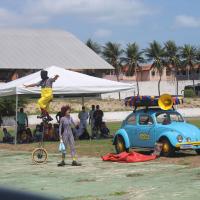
[15,94,18,145]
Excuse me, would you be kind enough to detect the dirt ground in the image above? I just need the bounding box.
[24,97,200,115]
[0,146,200,200]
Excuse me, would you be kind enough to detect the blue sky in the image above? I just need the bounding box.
[0,0,200,49]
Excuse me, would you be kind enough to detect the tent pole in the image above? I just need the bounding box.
[81,96,84,106]
[15,94,18,145]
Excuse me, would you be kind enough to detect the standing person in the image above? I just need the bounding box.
[58,106,81,167]
[93,105,104,137]
[78,106,89,136]
[89,105,95,138]
[55,106,66,124]
[24,70,59,121]
[17,108,28,134]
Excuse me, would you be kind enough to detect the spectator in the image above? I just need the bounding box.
[17,108,28,133]
[2,128,14,143]
[48,123,55,141]
[20,130,28,143]
[72,124,90,140]
[93,105,104,138]
[78,106,89,136]
[100,122,111,138]
[26,128,33,143]
[56,106,68,124]
[34,124,43,142]
[89,105,95,138]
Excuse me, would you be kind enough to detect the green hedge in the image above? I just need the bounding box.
[184,89,196,97]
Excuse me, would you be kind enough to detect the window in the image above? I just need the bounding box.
[127,114,136,125]
[156,113,169,124]
[139,114,153,125]
[156,112,184,125]
[151,71,155,76]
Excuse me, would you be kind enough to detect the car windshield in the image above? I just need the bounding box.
[156,112,184,125]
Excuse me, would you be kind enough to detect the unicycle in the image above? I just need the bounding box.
[32,117,49,164]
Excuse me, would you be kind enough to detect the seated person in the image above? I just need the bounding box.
[43,122,50,141]
[48,123,55,141]
[26,128,33,143]
[79,128,90,140]
[100,122,112,138]
[34,124,43,142]
[20,130,28,143]
[2,128,14,143]
[72,124,90,140]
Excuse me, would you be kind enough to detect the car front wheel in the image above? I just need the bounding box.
[115,135,129,154]
[195,149,200,155]
[160,138,175,157]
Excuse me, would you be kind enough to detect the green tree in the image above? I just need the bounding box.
[145,41,166,96]
[102,42,123,81]
[86,39,101,54]
[123,43,144,95]
[164,40,181,95]
[180,44,197,91]
[0,96,28,116]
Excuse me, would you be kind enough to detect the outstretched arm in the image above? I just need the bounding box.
[24,83,38,88]
[52,75,59,82]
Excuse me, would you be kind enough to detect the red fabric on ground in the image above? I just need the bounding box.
[102,151,156,163]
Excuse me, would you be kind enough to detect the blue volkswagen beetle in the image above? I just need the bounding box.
[113,108,200,156]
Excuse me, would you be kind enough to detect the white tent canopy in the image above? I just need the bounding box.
[0,66,134,96]
[0,66,135,144]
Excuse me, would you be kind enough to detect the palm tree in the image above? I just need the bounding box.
[180,44,197,91]
[102,42,123,81]
[164,40,181,95]
[86,39,101,54]
[123,43,144,95]
[145,41,166,96]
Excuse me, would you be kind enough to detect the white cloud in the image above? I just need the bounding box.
[175,15,200,28]
[94,29,112,38]
[0,0,153,26]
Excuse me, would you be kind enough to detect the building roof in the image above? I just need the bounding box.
[0,66,134,97]
[0,29,113,70]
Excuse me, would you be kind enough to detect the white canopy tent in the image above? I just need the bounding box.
[0,66,135,144]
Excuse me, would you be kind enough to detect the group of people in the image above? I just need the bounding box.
[1,70,112,166]
[88,105,110,139]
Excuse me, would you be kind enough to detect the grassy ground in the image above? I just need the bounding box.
[0,119,200,158]
[0,120,200,200]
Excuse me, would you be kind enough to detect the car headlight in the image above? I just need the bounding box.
[186,137,191,142]
[177,135,183,143]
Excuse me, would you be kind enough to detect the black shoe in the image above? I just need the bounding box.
[57,161,65,167]
[72,160,81,166]
[47,116,53,121]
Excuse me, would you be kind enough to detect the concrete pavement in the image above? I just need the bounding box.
[2,108,200,126]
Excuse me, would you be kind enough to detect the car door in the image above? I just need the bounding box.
[136,113,155,147]
[123,113,137,147]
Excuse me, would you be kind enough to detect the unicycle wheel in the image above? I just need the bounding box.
[32,148,48,164]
